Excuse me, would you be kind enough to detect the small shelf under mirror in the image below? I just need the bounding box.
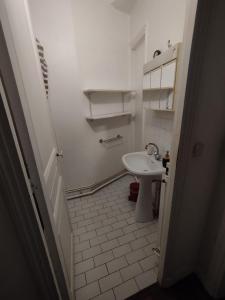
[83,89,134,95]
[150,108,175,112]
[143,87,174,92]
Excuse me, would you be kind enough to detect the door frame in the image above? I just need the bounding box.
[158,0,198,286]
[0,3,72,299]
[160,1,225,298]
[130,24,147,151]
[129,1,199,286]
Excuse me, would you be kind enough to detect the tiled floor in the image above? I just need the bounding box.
[67,175,158,300]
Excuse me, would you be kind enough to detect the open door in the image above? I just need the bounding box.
[0,1,73,299]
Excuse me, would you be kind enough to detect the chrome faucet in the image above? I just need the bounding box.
[145,142,161,160]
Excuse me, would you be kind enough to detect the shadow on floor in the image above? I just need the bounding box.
[128,274,214,300]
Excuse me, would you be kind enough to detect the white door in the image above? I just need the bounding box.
[0,0,73,298]
[131,37,145,151]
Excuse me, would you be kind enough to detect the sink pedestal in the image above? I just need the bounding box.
[135,176,154,222]
[122,151,165,222]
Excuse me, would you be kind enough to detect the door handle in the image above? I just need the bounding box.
[56,151,63,158]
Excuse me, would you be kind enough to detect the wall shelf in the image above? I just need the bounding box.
[150,108,175,112]
[86,111,132,120]
[142,46,180,111]
[143,87,174,92]
[84,88,134,121]
[83,89,133,95]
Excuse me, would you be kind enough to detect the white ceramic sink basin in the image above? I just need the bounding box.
[122,151,165,222]
[122,151,165,176]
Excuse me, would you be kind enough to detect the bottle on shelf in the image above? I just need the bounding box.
[162,150,170,175]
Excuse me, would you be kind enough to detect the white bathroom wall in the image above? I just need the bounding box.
[29,0,132,190]
[143,110,174,153]
[130,0,186,155]
[72,0,130,89]
[28,0,186,189]
[130,0,187,60]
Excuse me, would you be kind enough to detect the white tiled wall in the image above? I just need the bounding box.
[67,176,158,300]
[143,108,174,154]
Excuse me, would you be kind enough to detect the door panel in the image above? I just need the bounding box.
[132,39,145,151]
[44,148,72,290]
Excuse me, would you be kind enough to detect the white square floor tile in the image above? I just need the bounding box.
[107,256,128,274]
[144,243,156,256]
[118,232,136,245]
[83,245,102,260]
[99,271,122,293]
[113,244,131,258]
[101,239,119,252]
[75,281,100,300]
[131,237,149,250]
[75,258,94,275]
[120,262,142,281]
[80,230,96,242]
[112,220,127,230]
[90,235,107,247]
[140,255,157,272]
[86,264,108,283]
[97,225,113,236]
[135,269,157,290]
[107,229,124,240]
[75,241,90,253]
[68,175,158,300]
[74,252,83,264]
[114,279,139,300]
[92,289,115,300]
[94,250,114,266]
[74,273,86,290]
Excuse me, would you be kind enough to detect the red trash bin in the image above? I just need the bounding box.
[129,182,139,202]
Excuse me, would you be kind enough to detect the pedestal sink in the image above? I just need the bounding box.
[122,151,165,222]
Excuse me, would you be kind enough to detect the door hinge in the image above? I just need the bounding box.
[56,150,63,158]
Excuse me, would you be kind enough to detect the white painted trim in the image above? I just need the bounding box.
[130,25,146,51]
[67,171,130,200]
[144,22,149,64]
[157,0,198,286]
[66,170,128,193]
[44,147,57,182]
[54,176,63,224]
[130,24,147,152]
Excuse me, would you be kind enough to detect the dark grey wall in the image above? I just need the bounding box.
[0,191,42,300]
[162,0,225,297]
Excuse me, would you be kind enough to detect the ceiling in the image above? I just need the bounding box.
[109,0,137,14]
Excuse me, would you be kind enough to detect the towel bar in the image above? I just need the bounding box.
[99,134,123,144]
